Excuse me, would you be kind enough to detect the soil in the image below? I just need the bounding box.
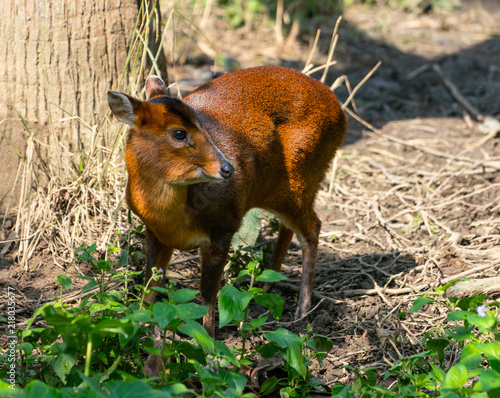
[1,0,500,393]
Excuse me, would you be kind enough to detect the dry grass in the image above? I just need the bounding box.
[5,1,168,271]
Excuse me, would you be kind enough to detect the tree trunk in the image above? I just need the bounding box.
[0,0,167,212]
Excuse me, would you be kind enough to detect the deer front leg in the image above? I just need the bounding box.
[144,227,173,305]
[200,232,233,337]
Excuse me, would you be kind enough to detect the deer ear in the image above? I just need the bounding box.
[108,91,140,126]
[146,75,169,100]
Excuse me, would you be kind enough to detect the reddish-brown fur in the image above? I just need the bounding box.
[108,66,347,337]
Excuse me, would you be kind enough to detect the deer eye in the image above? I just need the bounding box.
[172,129,187,141]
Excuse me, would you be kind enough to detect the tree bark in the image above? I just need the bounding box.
[0,0,167,211]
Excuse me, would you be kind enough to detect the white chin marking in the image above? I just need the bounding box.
[170,170,223,185]
[197,167,224,182]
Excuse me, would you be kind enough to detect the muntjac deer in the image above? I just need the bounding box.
[108,66,347,337]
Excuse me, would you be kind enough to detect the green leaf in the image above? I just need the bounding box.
[53,352,76,384]
[153,302,178,330]
[80,280,99,294]
[265,328,307,379]
[119,248,129,267]
[445,325,474,341]
[469,392,489,398]
[108,245,121,254]
[91,318,135,342]
[119,321,140,348]
[426,338,450,362]
[461,343,483,369]
[311,334,333,363]
[490,359,500,373]
[260,375,279,395]
[56,275,72,291]
[127,309,152,323]
[42,307,93,349]
[429,363,446,383]
[151,286,171,295]
[439,393,460,398]
[96,259,110,271]
[256,342,279,358]
[214,340,240,366]
[193,361,221,384]
[457,296,481,311]
[254,293,284,321]
[178,320,214,354]
[99,355,122,384]
[408,297,434,313]
[15,342,33,356]
[279,386,297,398]
[161,383,192,396]
[256,270,288,283]
[437,278,466,294]
[234,269,250,283]
[89,303,111,314]
[175,303,209,321]
[174,340,206,364]
[446,310,470,322]
[25,303,51,330]
[442,362,467,391]
[249,315,267,329]
[474,342,500,362]
[169,289,198,303]
[24,380,63,398]
[218,285,254,328]
[222,369,248,395]
[467,313,497,331]
[330,383,354,397]
[477,369,500,391]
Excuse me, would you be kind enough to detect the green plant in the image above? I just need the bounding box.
[218,250,287,361]
[0,233,249,396]
[260,324,333,396]
[329,281,500,397]
[218,251,334,396]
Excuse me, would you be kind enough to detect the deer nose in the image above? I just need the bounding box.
[219,162,234,179]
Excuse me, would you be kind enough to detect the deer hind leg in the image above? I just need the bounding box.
[263,223,294,293]
[200,232,233,337]
[144,227,173,304]
[294,212,322,320]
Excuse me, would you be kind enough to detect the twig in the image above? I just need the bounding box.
[362,272,393,307]
[406,63,430,80]
[341,262,500,298]
[432,64,483,121]
[342,61,382,110]
[274,281,343,305]
[321,16,342,84]
[302,29,321,74]
[274,298,326,327]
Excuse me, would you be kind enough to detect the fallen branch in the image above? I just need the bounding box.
[342,262,500,298]
[274,281,344,305]
[446,276,500,298]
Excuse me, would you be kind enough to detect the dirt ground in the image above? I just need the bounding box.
[1,0,500,392]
